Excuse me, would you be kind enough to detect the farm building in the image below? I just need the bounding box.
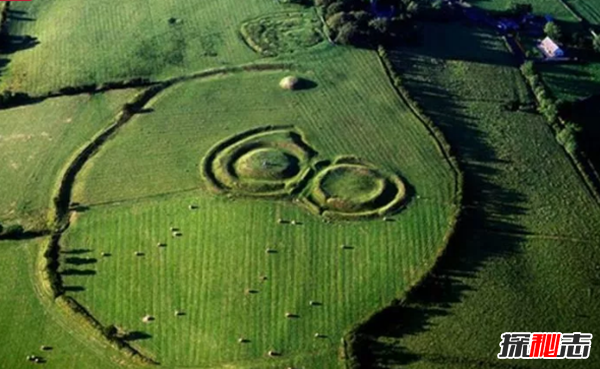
[538,37,564,58]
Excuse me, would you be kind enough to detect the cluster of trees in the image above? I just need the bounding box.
[316,0,425,46]
[545,21,600,55]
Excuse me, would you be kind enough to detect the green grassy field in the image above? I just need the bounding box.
[0,0,314,95]
[60,46,458,367]
[3,0,598,368]
[0,239,130,369]
[0,89,136,230]
[368,22,600,368]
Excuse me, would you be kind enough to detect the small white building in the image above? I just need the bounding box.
[539,37,565,58]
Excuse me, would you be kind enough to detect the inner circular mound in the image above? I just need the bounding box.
[234,147,300,181]
[320,166,385,205]
[303,161,407,219]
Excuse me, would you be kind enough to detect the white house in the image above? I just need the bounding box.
[539,37,565,58]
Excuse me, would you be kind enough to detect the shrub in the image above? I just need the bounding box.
[557,124,579,155]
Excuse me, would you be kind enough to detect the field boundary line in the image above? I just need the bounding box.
[82,186,203,209]
[0,62,294,111]
[341,47,465,369]
[34,63,295,368]
[556,0,584,22]
[25,239,143,369]
[516,60,600,206]
[376,46,463,200]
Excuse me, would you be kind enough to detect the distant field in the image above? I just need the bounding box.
[0,0,315,94]
[566,0,600,25]
[470,0,580,22]
[0,89,136,229]
[62,46,458,367]
[370,22,600,368]
[538,62,600,101]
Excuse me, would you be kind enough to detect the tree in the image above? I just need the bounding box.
[544,21,563,41]
[369,17,391,36]
[0,222,3,235]
[335,22,361,45]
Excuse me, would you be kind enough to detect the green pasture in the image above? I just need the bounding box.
[375,22,600,368]
[538,62,600,101]
[0,89,136,229]
[566,0,600,25]
[61,46,458,367]
[0,239,126,369]
[0,0,314,95]
[470,0,580,21]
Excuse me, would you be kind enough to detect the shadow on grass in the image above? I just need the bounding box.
[0,230,49,241]
[61,268,96,276]
[61,248,92,255]
[123,331,152,342]
[0,34,39,54]
[7,9,35,22]
[63,285,85,292]
[65,257,97,265]
[351,23,530,368]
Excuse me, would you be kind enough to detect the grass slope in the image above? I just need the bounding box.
[0,0,311,94]
[61,46,458,367]
[370,22,600,368]
[0,89,136,229]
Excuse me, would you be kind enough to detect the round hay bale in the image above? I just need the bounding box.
[279,76,300,90]
[142,315,155,323]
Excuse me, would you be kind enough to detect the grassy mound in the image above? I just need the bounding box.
[304,159,407,219]
[202,126,316,197]
[319,165,386,209]
[235,147,300,181]
[240,12,324,56]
